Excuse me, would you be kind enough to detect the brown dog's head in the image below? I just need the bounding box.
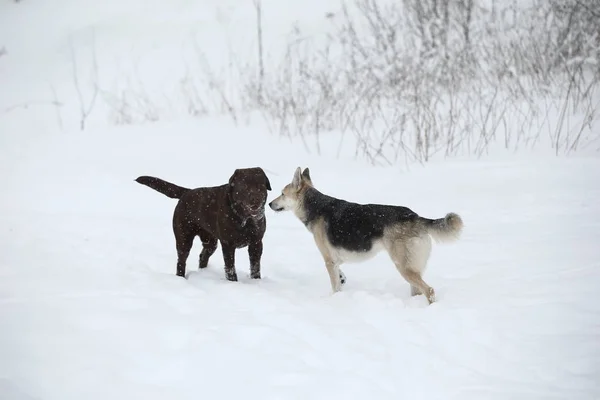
[228,167,271,220]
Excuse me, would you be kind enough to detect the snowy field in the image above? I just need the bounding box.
[1,1,600,399]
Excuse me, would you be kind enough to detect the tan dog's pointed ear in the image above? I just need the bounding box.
[301,168,312,183]
[292,167,302,190]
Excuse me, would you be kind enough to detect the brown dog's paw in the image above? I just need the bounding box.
[225,271,238,282]
[250,268,261,279]
[250,272,261,279]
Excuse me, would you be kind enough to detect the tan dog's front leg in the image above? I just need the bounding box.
[311,218,342,294]
[325,260,342,293]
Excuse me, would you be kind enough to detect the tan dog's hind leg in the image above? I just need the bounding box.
[399,268,435,304]
[386,236,436,304]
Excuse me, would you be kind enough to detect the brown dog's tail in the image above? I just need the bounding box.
[135,176,191,199]
[421,212,464,243]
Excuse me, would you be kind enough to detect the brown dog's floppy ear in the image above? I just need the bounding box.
[302,168,311,183]
[228,169,240,187]
[256,167,272,190]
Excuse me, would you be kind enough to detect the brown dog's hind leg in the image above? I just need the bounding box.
[248,240,263,279]
[198,231,218,269]
[175,233,194,278]
[221,242,238,282]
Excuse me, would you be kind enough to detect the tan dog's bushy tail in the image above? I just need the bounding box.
[135,176,190,199]
[421,213,463,242]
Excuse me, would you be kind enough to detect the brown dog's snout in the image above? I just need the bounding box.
[249,203,263,212]
[247,196,265,210]
[245,189,264,204]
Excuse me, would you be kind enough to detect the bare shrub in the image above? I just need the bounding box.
[69,33,99,131]
[244,0,600,163]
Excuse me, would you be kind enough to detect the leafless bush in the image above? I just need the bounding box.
[100,41,249,126]
[244,0,600,163]
[253,0,265,104]
[68,33,100,131]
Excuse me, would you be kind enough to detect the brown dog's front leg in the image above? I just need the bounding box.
[248,240,263,279]
[221,242,238,281]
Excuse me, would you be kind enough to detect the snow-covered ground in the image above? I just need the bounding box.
[2,118,599,399]
[1,1,600,399]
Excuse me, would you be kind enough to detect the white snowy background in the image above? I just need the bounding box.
[1,0,599,399]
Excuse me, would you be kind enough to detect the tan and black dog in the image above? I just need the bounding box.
[269,167,463,304]
[136,167,271,281]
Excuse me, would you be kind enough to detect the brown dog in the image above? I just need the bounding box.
[135,167,271,281]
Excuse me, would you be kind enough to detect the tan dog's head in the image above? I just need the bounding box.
[229,167,271,219]
[269,167,313,213]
